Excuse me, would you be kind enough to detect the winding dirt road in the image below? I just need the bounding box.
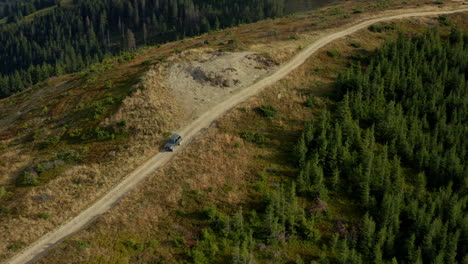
[6,7,468,264]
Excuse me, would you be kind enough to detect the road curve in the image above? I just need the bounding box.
[6,7,468,264]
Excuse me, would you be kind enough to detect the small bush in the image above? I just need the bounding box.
[1,206,9,215]
[349,42,362,48]
[103,80,113,89]
[327,50,340,58]
[438,15,450,26]
[368,24,383,33]
[56,148,87,162]
[33,129,45,140]
[268,30,278,36]
[289,33,300,40]
[0,187,11,199]
[202,205,219,220]
[174,237,186,247]
[141,60,152,66]
[147,240,158,248]
[37,213,50,220]
[305,96,318,108]
[240,131,266,145]
[92,103,107,120]
[368,23,395,33]
[47,136,61,145]
[225,39,245,51]
[68,128,83,138]
[17,171,39,186]
[124,239,143,250]
[256,104,278,118]
[8,242,24,251]
[85,76,98,85]
[118,120,127,128]
[94,127,115,141]
[104,95,116,104]
[75,240,89,251]
[118,52,136,63]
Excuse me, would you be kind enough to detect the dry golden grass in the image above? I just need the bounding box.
[36,12,468,263]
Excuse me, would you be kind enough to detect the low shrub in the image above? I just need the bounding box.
[123,239,143,250]
[75,240,89,251]
[92,102,107,120]
[33,129,45,140]
[118,52,136,63]
[240,131,266,145]
[68,128,83,138]
[350,42,362,48]
[17,171,39,186]
[368,23,395,33]
[256,104,278,119]
[37,213,50,219]
[305,96,318,108]
[103,80,113,89]
[141,60,153,66]
[8,242,24,251]
[327,50,340,58]
[94,127,115,141]
[0,187,11,199]
[174,237,186,247]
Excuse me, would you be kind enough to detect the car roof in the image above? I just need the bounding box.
[170,134,181,140]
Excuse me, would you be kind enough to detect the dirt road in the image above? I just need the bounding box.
[6,7,468,264]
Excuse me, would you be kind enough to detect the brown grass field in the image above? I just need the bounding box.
[29,8,468,264]
[0,0,466,261]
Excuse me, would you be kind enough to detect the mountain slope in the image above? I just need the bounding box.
[6,6,468,264]
[36,9,468,264]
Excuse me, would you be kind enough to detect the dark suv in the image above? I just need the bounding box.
[164,134,182,151]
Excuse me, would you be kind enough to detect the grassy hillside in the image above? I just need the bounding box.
[0,0,465,261]
[35,10,468,264]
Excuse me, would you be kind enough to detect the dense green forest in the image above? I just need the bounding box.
[0,0,58,21]
[181,29,468,263]
[0,0,289,98]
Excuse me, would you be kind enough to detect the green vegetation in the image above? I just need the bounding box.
[37,213,50,220]
[327,50,341,58]
[176,28,468,263]
[0,0,290,98]
[349,42,362,48]
[240,131,266,145]
[256,104,279,119]
[368,22,396,33]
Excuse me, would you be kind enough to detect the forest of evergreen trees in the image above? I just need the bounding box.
[183,29,468,263]
[0,0,58,21]
[0,0,287,98]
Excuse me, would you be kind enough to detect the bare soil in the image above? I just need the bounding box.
[167,51,277,118]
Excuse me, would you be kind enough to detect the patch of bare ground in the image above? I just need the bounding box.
[167,50,277,118]
[37,12,468,263]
